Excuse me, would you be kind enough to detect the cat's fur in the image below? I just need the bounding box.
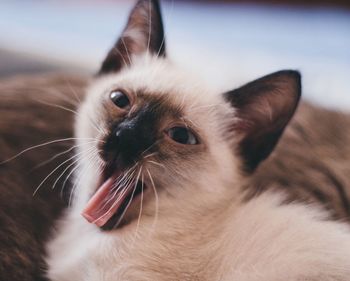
[45,0,350,280]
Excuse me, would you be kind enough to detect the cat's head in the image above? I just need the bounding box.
[75,0,301,230]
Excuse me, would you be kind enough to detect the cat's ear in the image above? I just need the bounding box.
[224,70,301,172]
[98,0,165,74]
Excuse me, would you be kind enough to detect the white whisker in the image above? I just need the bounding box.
[35,99,105,135]
[30,141,98,172]
[32,147,94,196]
[111,168,142,228]
[101,169,137,209]
[52,157,81,191]
[1,137,100,165]
[156,0,174,58]
[60,161,81,199]
[147,168,159,234]
[147,0,152,55]
[68,150,102,205]
[63,76,82,104]
[147,160,165,169]
[133,169,144,244]
[143,152,158,159]
[121,38,132,66]
[52,147,97,191]
[111,47,128,69]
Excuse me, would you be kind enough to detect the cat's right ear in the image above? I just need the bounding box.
[98,0,166,75]
[224,70,301,173]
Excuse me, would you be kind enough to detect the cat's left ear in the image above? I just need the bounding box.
[224,70,301,172]
[99,0,165,75]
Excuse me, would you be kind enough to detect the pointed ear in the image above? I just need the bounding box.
[99,0,165,75]
[224,70,301,172]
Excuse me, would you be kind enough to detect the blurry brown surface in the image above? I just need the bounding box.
[0,73,88,280]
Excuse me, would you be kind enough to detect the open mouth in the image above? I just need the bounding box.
[82,164,146,229]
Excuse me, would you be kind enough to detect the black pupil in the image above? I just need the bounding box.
[110,91,130,108]
[169,127,191,144]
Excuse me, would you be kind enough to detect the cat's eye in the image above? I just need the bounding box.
[166,127,199,145]
[110,90,130,109]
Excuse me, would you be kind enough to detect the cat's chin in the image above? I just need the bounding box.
[81,166,149,231]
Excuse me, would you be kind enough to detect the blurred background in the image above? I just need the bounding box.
[0,0,349,109]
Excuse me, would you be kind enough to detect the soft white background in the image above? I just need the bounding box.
[0,0,349,110]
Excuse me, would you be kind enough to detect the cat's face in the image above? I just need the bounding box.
[75,0,301,230]
[76,56,238,229]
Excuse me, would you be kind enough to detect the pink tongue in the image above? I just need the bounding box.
[82,177,131,227]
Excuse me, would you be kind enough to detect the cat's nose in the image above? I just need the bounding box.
[99,131,120,163]
[114,125,135,149]
[99,128,128,164]
[100,118,154,168]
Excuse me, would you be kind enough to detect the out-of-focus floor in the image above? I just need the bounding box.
[0,1,349,110]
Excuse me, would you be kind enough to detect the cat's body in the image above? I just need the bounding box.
[2,0,350,280]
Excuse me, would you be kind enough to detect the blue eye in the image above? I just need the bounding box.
[110,90,130,109]
[167,127,198,145]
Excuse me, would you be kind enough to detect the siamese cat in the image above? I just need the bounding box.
[42,0,350,280]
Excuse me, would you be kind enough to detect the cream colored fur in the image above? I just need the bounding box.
[48,192,350,281]
[48,191,350,281]
[45,54,350,281]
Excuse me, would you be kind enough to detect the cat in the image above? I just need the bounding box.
[43,0,350,280]
[1,0,350,280]
[3,71,350,281]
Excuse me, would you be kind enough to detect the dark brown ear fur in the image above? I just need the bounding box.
[224,70,301,172]
[99,0,165,75]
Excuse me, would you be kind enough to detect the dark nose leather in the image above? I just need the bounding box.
[101,131,120,163]
[101,109,156,168]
